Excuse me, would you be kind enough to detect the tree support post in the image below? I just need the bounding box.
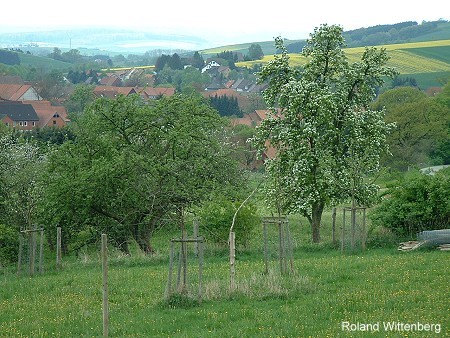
[101,234,109,338]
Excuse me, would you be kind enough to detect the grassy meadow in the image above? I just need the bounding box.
[1,208,448,337]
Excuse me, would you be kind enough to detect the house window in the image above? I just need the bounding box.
[53,120,57,125]
[32,121,36,127]
[19,121,23,126]
[23,121,27,126]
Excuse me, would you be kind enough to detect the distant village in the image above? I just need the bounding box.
[0,52,272,133]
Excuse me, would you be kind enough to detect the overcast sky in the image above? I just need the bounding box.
[1,0,448,46]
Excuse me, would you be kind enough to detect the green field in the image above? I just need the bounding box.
[18,53,72,71]
[1,213,448,337]
[233,39,450,90]
[236,40,450,72]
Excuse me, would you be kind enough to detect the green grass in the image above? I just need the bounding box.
[1,218,448,337]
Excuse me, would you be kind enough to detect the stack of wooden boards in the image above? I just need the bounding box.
[398,229,450,251]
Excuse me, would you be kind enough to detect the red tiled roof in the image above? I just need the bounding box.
[23,101,69,128]
[94,86,137,97]
[0,84,34,100]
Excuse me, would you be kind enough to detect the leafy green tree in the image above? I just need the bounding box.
[0,132,46,263]
[42,94,244,253]
[62,49,83,63]
[34,69,67,101]
[253,25,397,243]
[370,169,450,237]
[156,66,209,93]
[248,44,264,60]
[231,124,258,169]
[373,87,450,169]
[0,49,20,65]
[48,47,63,61]
[197,195,260,247]
[65,84,96,113]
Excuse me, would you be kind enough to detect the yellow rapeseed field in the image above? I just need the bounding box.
[237,39,450,75]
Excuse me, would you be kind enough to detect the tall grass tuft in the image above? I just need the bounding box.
[204,268,316,301]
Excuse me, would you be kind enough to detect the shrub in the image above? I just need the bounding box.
[197,196,260,247]
[0,224,19,266]
[370,169,450,237]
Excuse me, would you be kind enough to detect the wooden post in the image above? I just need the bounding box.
[56,227,62,270]
[101,234,109,338]
[167,240,175,297]
[263,221,268,274]
[176,247,182,290]
[278,221,284,274]
[198,239,204,303]
[229,231,236,291]
[332,207,337,244]
[17,233,23,276]
[193,219,199,257]
[351,200,356,251]
[362,208,366,251]
[39,229,44,274]
[180,212,187,294]
[29,229,36,276]
[342,209,345,252]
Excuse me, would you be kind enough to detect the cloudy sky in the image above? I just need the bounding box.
[1,0,448,47]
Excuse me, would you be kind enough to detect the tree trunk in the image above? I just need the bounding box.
[133,223,155,254]
[311,201,325,243]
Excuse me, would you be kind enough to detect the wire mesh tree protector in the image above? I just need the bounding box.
[166,237,204,303]
[262,216,293,275]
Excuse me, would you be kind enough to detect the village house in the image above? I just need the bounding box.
[0,101,39,130]
[0,83,42,101]
[93,86,138,98]
[138,87,175,100]
[24,101,70,128]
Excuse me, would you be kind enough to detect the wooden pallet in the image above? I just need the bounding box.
[438,244,450,251]
[398,240,426,251]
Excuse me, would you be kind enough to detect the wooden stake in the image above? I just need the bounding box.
[17,233,23,276]
[101,234,109,337]
[193,218,199,257]
[332,207,337,244]
[362,208,366,251]
[198,239,204,303]
[229,231,236,291]
[29,230,36,276]
[167,240,175,297]
[39,229,44,274]
[341,209,345,253]
[263,221,268,274]
[56,227,62,270]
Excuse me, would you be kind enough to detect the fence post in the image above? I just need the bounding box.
[102,234,109,337]
[263,221,268,274]
[332,207,337,244]
[56,227,62,270]
[341,209,345,253]
[362,208,367,251]
[193,218,199,257]
[17,233,23,276]
[39,228,44,274]
[29,229,36,276]
[229,231,236,291]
